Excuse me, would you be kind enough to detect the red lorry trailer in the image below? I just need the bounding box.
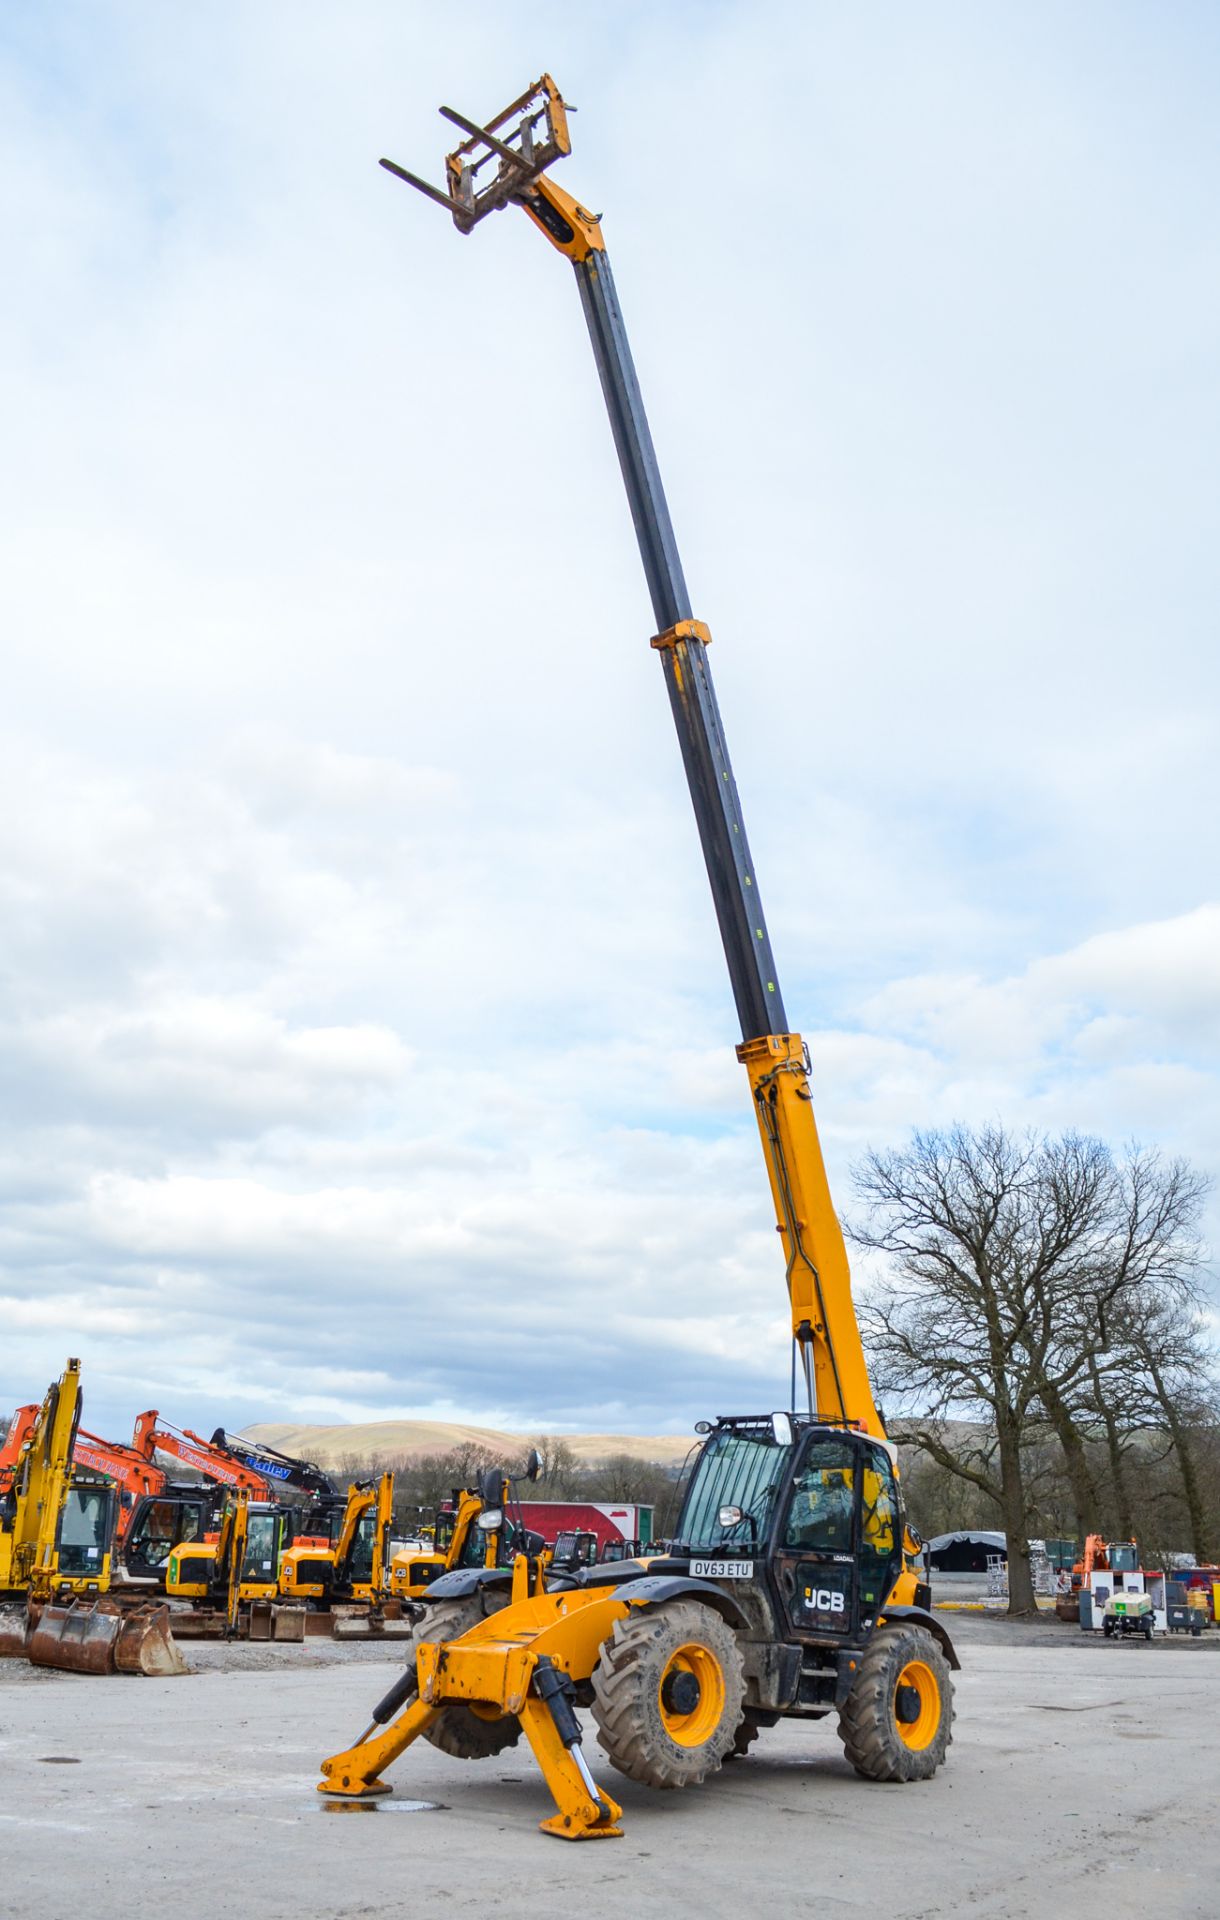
[515,1502,654,1554]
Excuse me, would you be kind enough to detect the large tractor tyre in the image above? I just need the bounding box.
[409,1596,521,1760]
[591,1600,746,1790]
[837,1624,954,1784]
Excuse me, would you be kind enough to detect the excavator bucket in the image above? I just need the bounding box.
[27,1600,189,1677]
[114,1605,189,1676]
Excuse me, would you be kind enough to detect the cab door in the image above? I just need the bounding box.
[772,1433,861,1643]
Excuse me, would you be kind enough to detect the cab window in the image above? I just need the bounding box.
[348,1511,375,1582]
[857,1445,900,1611]
[130,1498,180,1566]
[242,1512,282,1577]
[57,1486,111,1575]
[782,1437,856,1553]
[458,1520,489,1568]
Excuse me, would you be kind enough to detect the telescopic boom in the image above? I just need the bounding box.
[382,76,884,1440]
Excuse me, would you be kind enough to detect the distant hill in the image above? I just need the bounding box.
[243,1420,695,1470]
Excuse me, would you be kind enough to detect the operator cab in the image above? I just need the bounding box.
[122,1488,215,1584]
[664,1413,905,1650]
[551,1529,599,1572]
[56,1476,116,1586]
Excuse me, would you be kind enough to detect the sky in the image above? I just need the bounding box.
[1,1,1217,1441]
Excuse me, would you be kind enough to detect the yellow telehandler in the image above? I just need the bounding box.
[320,76,957,1840]
[0,1359,185,1675]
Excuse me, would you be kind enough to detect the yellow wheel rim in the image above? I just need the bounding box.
[658,1642,725,1747]
[894,1660,940,1751]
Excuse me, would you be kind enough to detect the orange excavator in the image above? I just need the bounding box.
[131,1412,340,1549]
[0,1405,39,1489]
[131,1412,271,1493]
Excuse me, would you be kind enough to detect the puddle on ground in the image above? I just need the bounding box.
[322,1799,446,1814]
[37,1756,81,1764]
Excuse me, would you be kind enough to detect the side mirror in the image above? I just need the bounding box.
[524,1448,544,1483]
[477,1509,502,1532]
[771,1411,794,1448]
[478,1466,503,1506]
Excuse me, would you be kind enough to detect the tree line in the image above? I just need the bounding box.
[326,1435,686,1541]
[852,1124,1217,1612]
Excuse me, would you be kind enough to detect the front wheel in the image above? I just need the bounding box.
[591,1600,745,1789]
[837,1624,954,1783]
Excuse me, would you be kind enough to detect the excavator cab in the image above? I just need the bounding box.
[53,1476,116,1590]
[241,1506,285,1590]
[122,1490,214,1585]
[166,1498,286,1605]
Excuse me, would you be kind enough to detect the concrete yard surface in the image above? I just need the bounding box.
[1,1630,1217,1920]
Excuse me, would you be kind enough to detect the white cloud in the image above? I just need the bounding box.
[0,4,1216,1434]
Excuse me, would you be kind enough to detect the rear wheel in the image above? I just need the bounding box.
[409,1595,521,1759]
[591,1600,745,1789]
[838,1624,953,1783]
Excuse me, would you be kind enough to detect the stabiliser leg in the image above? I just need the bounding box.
[524,1657,622,1840]
[317,1664,438,1799]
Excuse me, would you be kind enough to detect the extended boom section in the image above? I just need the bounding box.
[380,75,876,1435]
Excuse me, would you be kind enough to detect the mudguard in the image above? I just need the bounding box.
[613,1573,751,1630]
[419,1567,513,1604]
[878,1603,960,1669]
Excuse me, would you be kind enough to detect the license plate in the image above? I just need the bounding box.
[691,1559,753,1579]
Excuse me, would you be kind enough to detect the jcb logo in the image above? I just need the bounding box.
[805,1588,846,1613]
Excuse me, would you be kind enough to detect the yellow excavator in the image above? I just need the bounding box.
[279,1471,396,1607]
[0,1359,185,1675]
[168,1474,409,1640]
[320,76,957,1840]
[388,1456,546,1604]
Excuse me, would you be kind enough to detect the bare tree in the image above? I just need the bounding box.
[529,1435,584,1497]
[853,1127,1058,1612]
[1038,1148,1208,1533]
[851,1126,1211,1613]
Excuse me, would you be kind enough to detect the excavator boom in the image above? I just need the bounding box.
[132,1411,270,1491]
